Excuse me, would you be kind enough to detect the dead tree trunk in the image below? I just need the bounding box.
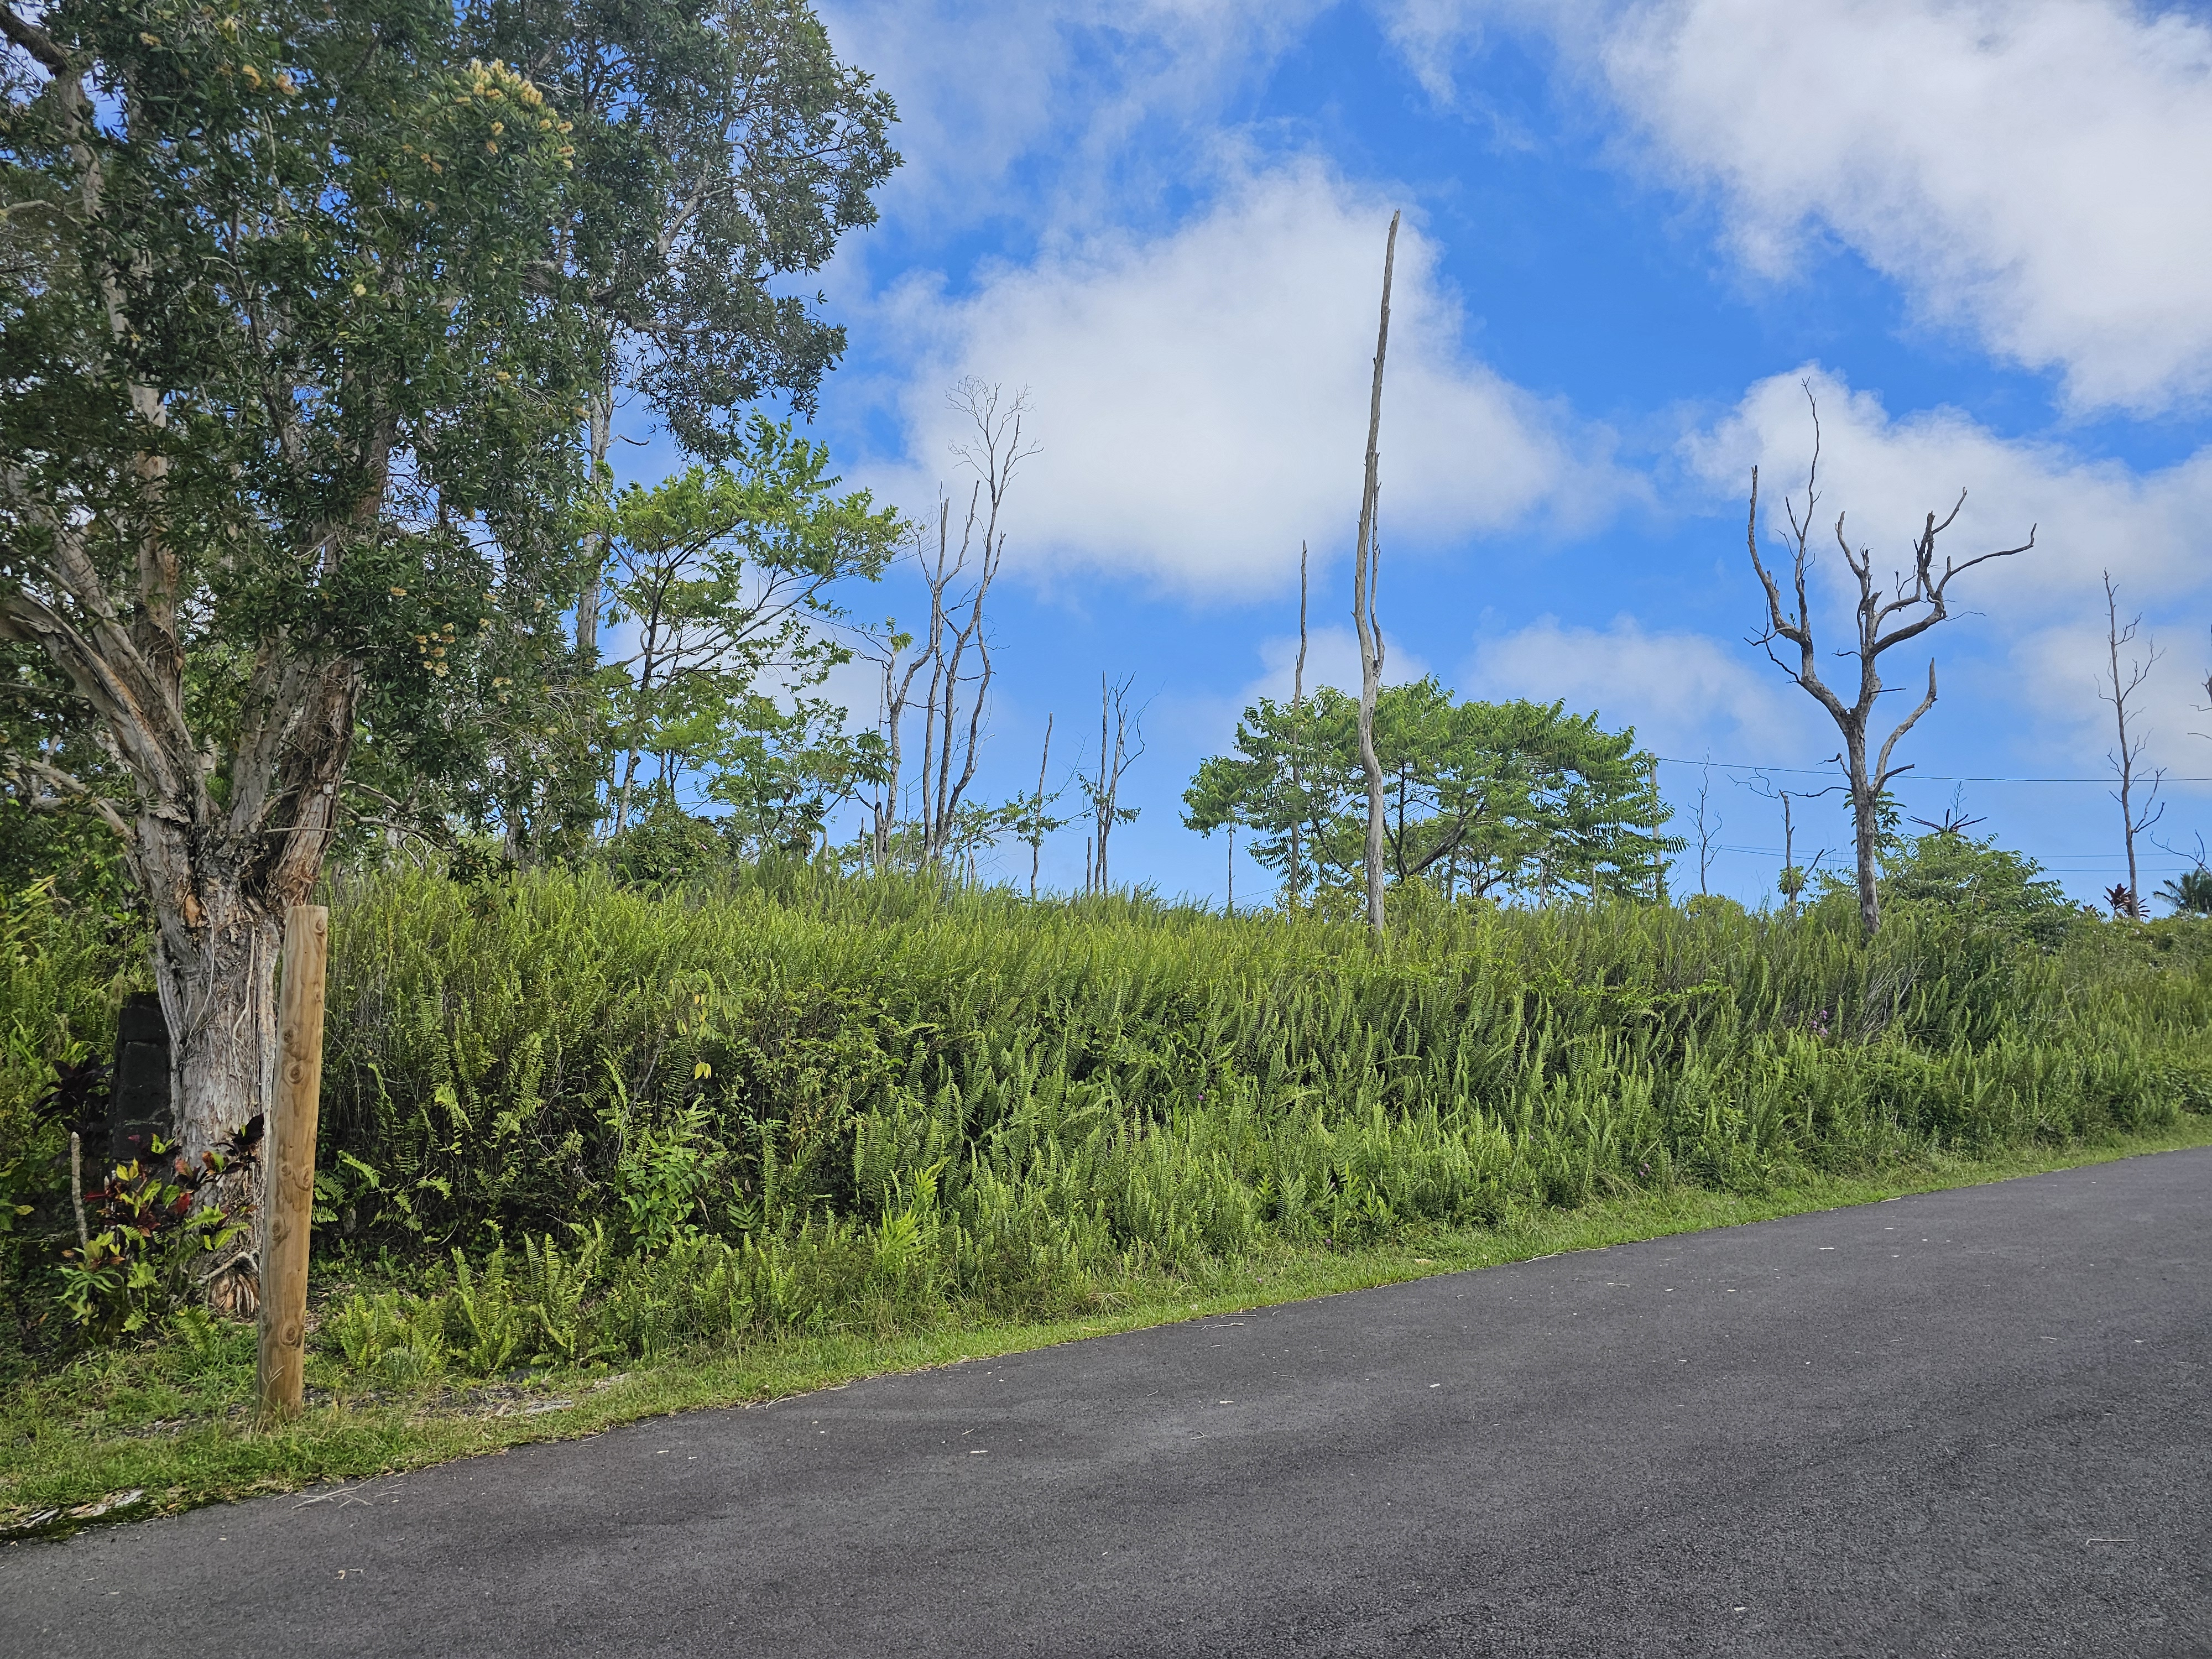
[1030,713,1052,901]
[1745,385,2034,935]
[1693,757,1720,897]
[1352,212,1399,942]
[1288,542,1308,910]
[2099,570,2164,914]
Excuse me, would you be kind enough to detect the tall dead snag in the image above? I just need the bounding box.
[1352,212,1400,941]
[1288,542,1309,909]
[868,381,1034,872]
[2099,570,2164,916]
[1691,757,1721,897]
[1747,386,2035,935]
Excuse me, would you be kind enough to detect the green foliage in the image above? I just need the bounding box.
[599,421,902,839]
[1185,679,1678,906]
[297,861,2212,1326]
[56,1140,252,1342]
[11,859,2212,1382]
[468,0,899,451]
[3,7,591,680]
[0,882,142,1355]
[1817,829,2078,946]
[2158,868,2212,917]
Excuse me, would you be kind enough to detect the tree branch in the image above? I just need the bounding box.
[0,2,74,74]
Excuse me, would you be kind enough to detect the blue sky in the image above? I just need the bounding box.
[647,0,2212,907]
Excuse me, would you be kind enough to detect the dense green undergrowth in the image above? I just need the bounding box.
[4,861,2210,1400]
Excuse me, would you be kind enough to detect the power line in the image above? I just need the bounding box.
[1656,756,2212,785]
[1715,842,2197,868]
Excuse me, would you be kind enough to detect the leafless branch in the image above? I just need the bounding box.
[1743,382,2033,933]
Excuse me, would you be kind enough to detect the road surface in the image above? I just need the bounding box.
[7,1148,2209,1657]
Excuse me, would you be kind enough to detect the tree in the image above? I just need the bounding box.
[706,691,883,858]
[2158,865,2212,917]
[1350,212,1398,940]
[868,381,1032,874]
[468,0,899,661]
[1817,825,2073,946]
[596,419,900,832]
[2,0,592,1277]
[1082,675,1142,894]
[1747,775,1833,915]
[1012,713,1072,900]
[2097,571,2163,917]
[1690,757,1721,898]
[1184,694,1335,900]
[1746,387,2034,935]
[1187,680,1673,908]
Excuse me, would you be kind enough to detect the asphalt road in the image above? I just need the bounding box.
[7,1149,2209,1658]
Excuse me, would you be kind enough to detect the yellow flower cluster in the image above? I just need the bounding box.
[453,60,569,162]
[413,621,460,678]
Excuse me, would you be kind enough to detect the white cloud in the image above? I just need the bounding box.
[863,157,1625,597]
[819,0,1328,233]
[1463,614,1811,758]
[1246,623,1434,702]
[1686,366,2212,619]
[1385,0,2212,415]
[2009,617,2212,793]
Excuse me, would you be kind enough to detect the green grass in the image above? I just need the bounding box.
[8,1116,2209,1536]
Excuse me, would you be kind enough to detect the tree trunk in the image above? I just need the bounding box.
[1845,737,1880,936]
[1352,215,1399,942]
[147,878,281,1162]
[574,388,614,663]
[135,819,285,1314]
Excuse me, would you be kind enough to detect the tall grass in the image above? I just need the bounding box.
[6,862,2207,1379]
[318,864,2211,1272]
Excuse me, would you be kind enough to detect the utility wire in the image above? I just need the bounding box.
[1656,756,2212,785]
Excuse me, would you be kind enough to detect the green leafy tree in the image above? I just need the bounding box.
[362,0,899,859]
[2,0,592,1185]
[1184,692,1331,904]
[1186,678,1677,908]
[466,0,899,659]
[2156,867,2212,917]
[597,420,902,832]
[705,690,885,859]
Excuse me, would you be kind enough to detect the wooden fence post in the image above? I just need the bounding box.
[257,904,329,1427]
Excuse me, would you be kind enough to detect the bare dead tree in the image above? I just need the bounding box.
[1778,791,1800,909]
[2194,628,2212,745]
[1287,541,1309,910]
[2099,570,2165,912]
[1352,212,1400,941]
[1692,757,1721,897]
[1749,774,1838,914]
[1083,674,1144,894]
[1746,385,2035,935]
[916,489,999,869]
[1647,756,1664,901]
[1029,713,1052,901]
[867,382,1036,872]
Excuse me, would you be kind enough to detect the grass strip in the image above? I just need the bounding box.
[7,1118,2210,1534]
